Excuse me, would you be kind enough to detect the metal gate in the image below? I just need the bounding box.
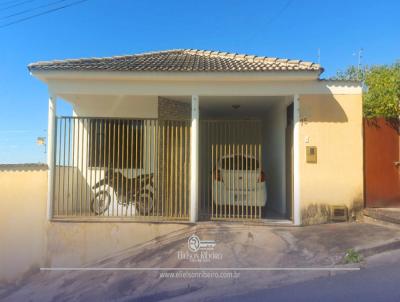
[53,117,191,221]
[199,120,264,220]
[364,118,400,207]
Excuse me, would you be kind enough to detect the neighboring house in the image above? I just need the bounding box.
[28,49,363,226]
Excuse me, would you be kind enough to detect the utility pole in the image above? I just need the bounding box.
[317,48,321,65]
[357,48,363,80]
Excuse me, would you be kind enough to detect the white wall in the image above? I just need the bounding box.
[262,98,291,215]
[71,95,158,118]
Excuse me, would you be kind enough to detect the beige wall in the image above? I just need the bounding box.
[0,166,187,282]
[0,166,48,282]
[298,94,364,225]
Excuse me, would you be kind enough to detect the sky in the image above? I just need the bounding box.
[0,0,399,163]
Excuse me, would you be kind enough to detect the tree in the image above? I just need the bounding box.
[333,62,400,119]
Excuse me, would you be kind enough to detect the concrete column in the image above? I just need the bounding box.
[47,94,57,220]
[190,95,199,223]
[293,94,301,225]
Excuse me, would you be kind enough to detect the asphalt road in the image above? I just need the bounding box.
[216,261,400,302]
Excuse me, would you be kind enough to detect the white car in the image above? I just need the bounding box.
[212,154,267,207]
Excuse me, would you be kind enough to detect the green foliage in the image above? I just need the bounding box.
[334,62,400,118]
[364,63,400,119]
[334,65,366,81]
[344,249,363,264]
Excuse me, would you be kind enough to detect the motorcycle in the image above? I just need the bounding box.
[90,169,154,216]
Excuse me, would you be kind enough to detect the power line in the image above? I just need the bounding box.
[0,0,29,7]
[263,0,294,28]
[0,0,35,12]
[0,0,68,21]
[0,0,89,28]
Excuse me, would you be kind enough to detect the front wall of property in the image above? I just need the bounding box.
[0,167,187,282]
[299,94,364,225]
[0,167,48,282]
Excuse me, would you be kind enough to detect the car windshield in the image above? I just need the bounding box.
[220,156,259,170]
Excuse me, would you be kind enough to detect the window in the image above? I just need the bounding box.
[220,155,259,170]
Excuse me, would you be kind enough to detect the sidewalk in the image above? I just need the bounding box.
[364,208,400,225]
[3,221,400,302]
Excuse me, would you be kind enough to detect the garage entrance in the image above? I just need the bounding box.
[194,96,294,222]
[199,120,263,219]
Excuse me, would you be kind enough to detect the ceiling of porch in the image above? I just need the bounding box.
[165,95,291,118]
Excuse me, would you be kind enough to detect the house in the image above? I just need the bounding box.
[28,49,364,226]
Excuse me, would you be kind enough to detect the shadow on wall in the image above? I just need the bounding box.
[301,195,364,226]
[365,117,400,133]
[300,95,348,123]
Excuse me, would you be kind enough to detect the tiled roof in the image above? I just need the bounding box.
[28,49,322,73]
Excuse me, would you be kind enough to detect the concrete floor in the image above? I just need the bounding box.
[2,221,400,302]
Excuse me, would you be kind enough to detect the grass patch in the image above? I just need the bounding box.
[344,249,363,264]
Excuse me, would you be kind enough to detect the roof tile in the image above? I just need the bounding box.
[28,49,323,73]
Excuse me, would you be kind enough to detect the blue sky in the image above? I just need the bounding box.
[0,0,399,163]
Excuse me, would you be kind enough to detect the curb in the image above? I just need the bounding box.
[357,239,400,258]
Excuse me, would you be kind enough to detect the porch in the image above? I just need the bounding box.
[49,94,299,224]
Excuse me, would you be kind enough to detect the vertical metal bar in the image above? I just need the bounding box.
[146,120,150,216]
[62,118,67,215]
[143,120,146,217]
[241,144,244,219]
[250,144,255,218]
[106,120,111,217]
[93,120,98,216]
[66,118,71,216]
[237,144,240,219]
[219,142,223,219]
[126,120,130,217]
[254,144,257,219]
[215,142,218,219]
[223,122,227,218]
[145,120,149,216]
[84,119,89,216]
[156,120,160,217]
[259,143,262,219]
[71,118,76,216]
[139,121,143,216]
[97,119,102,217]
[135,121,138,217]
[184,122,187,218]
[116,120,121,216]
[224,142,227,218]
[155,120,160,217]
[76,118,80,215]
[246,144,249,219]
[148,120,152,217]
[207,121,210,218]
[121,120,125,216]
[169,121,173,217]
[103,120,107,217]
[174,122,178,217]
[211,143,214,219]
[88,119,92,216]
[178,123,182,217]
[56,118,61,216]
[130,120,134,217]
[161,121,165,217]
[79,119,84,216]
[111,121,115,216]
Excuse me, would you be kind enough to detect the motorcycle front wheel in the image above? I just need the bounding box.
[90,191,111,215]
